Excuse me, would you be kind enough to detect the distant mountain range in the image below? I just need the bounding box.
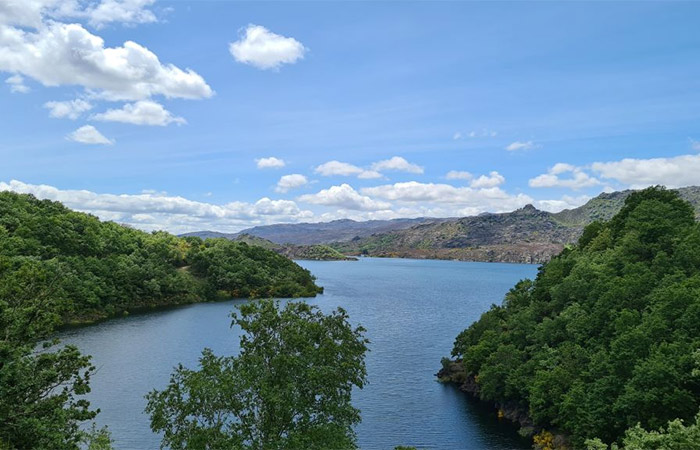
[180,217,447,245]
[182,186,700,264]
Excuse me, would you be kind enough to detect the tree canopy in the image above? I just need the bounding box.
[145,299,369,450]
[0,192,321,324]
[450,187,700,446]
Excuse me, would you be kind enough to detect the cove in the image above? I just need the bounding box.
[59,257,538,449]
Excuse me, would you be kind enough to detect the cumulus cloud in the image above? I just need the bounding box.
[79,0,158,28]
[314,161,382,179]
[529,163,601,190]
[506,141,538,151]
[0,0,158,29]
[470,171,505,188]
[5,74,29,93]
[0,21,213,101]
[446,170,472,180]
[530,153,700,191]
[536,195,591,213]
[66,125,114,145]
[298,184,391,211]
[591,154,700,189]
[361,181,532,212]
[275,174,308,193]
[371,156,424,174]
[92,100,185,126]
[453,132,462,140]
[44,99,93,119]
[256,157,286,169]
[0,179,314,234]
[229,25,306,70]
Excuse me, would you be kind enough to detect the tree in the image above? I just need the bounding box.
[585,412,700,450]
[0,257,100,449]
[145,300,369,450]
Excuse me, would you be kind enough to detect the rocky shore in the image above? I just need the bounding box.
[437,359,570,450]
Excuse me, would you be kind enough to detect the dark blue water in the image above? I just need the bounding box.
[60,258,538,449]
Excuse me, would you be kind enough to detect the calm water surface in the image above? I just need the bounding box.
[60,258,538,449]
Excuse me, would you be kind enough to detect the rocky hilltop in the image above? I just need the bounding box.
[333,204,579,263]
[332,186,700,263]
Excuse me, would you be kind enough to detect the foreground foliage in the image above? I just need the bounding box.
[146,299,369,449]
[450,187,700,445]
[0,192,321,324]
[586,413,700,450]
[0,256,106,448]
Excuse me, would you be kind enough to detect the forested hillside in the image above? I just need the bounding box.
[0,192,322,324]
[441,187,700,447]
[227,233,356,260]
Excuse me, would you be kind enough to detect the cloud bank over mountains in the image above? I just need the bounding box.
[4,144,699,233]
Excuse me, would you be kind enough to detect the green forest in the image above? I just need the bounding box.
[448,187,700,447]
[0,192,322,325]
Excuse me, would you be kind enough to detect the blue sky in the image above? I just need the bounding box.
[1,1,700,233]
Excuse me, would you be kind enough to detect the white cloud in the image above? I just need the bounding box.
[470,171,505,188]
[229,24,306,70]
[66,125,113,145]
[371,156,424,174]
[0,0,158,29]
[44,99,93,119]
[298,184,391,211]
[529,163,601,190]
[453,132,462,140]
[275,174,308,193]
[0,179,314,234]
[5,74,29,93]
[92,100,185,126]
[0,21,213,101]
[314,161,382,179]
[536,195,591,213]
[256,157,286,169]
[446,170,473,180]
[79,0,158,28]
[361,181,531,212]
[505,141,538,151]
[591,154,700,189]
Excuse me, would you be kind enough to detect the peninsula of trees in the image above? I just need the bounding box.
[440,187,700,448]
[0,192,322,325]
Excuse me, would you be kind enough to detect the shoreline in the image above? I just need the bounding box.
[437,359,570,450]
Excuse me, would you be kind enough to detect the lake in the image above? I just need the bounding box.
[60,257,538,449]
